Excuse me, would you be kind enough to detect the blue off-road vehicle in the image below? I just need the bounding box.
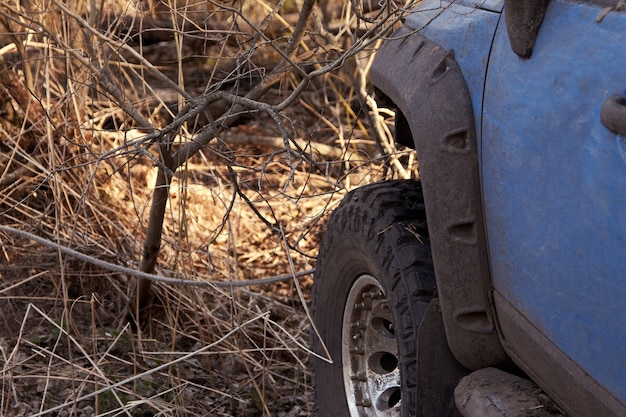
[311,1,626,416]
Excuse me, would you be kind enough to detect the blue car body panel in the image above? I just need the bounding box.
[404,0,626,407]
[481,0,626,405]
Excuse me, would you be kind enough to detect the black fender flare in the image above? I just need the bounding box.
[370,26,509,370]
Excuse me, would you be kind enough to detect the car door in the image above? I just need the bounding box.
[481,0,626,414]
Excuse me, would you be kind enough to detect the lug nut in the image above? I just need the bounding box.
[349,346,364,354]
[351,321,366,329]
[364,290,384,299]
[357,397,372,407]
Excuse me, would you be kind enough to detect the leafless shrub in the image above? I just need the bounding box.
[0,0,418,415]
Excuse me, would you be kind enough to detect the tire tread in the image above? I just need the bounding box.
[311,180,436,417]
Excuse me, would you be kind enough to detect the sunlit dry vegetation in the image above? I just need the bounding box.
[0,0,418,415]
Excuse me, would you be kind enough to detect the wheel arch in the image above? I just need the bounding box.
[369,26,509,370]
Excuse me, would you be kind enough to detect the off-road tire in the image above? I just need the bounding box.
[311,180,437,417]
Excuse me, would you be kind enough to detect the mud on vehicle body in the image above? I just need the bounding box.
[311,1,626,417]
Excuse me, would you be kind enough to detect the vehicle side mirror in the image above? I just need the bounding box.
[504,0,550,58]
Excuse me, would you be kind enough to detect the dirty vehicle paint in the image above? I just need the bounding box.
[482,0,626,406]
[312,1,626,416]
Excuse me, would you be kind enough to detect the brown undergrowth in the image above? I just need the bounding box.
[0,0,418,415]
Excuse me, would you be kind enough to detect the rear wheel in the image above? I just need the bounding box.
[311,180,436,417]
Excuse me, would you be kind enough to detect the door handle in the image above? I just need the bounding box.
[601,95,626,136]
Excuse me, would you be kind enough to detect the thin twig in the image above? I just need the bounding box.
[0,225,314,288]
[24,306,270,417]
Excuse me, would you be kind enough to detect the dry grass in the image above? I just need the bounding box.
[0,0,418,415]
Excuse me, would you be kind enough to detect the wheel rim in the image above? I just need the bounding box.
[342,275,401,417]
